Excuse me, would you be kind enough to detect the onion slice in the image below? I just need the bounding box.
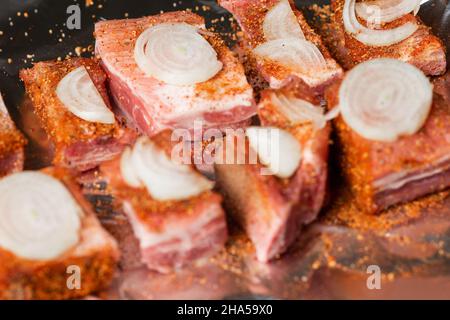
[343,0,418,46]
[0,171,82,261]
[355,0,422,24]
[121,137,214,201]
[339,58,433,142]
[263,0,305,41]
[134,23,223,86]
[0,93,9,115]
[271,92,327,129]
[246,126,302,178]
[56,66,115,124]
[120,147,142,188]
[253,38,327,74]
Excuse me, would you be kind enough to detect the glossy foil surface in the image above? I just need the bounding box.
[0,0,449,299]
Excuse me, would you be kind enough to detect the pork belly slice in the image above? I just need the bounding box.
[434,68,450,101]
[101,131,228,273]
[0,168,119,300]
[218,0,343,93]
[319,0,446,75]
[215,82,330,262]
[0,94,26,177]
[326,71,450,214]
[20,58,135,171]
[94,11,256,137]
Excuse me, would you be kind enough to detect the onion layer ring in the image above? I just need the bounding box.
[0,172,82,261]
[339,59,433,142]
[134,23,223,85]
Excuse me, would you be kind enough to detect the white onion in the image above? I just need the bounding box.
[0,93,9,115]
[263,0,305,41]
[355,0,422,24]
[323,105,341,121]
[339,59,433,142]
[120,147,141,188]
[246,126,302,178]
[121,137,214,201]
[343,0,418,46]
[253,38,327,74]
[56,66,115,124]
[270,92,327,129]
[413,2,420,15]
[0,171,82,261]
[134,23,223,86]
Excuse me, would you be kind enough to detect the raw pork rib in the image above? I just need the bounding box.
[325,71,450,214]
[319,0,447,75]
[219,0,343,93]
[101,131,228,273]
[215,81,330,262]
[0,168,119,300]
[95,11,256,137]
[20,58,135,171]
[0,93,26,177]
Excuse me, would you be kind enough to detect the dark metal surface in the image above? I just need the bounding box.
[0,0,449,299]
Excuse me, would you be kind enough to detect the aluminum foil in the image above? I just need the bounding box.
[0,0,449,299]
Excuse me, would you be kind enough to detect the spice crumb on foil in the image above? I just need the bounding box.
[324,189,449,233]
[1,0,448,300]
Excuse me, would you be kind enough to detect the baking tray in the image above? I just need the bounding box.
[0,0,449,300]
